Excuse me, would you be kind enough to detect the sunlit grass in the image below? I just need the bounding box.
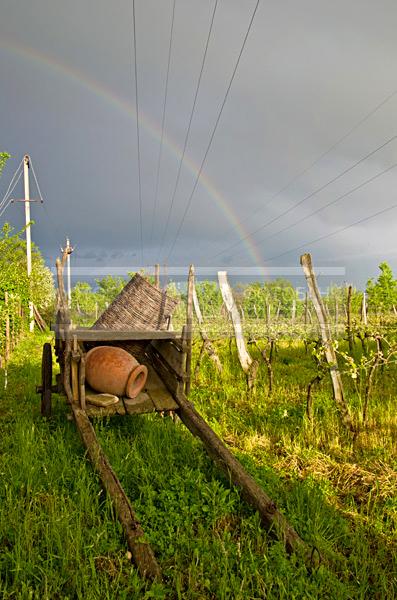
[0,334,396,598]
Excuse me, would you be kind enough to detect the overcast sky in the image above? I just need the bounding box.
[1,0,397,288]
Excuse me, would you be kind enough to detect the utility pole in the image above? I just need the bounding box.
[61,237,74,306]
[23,155,34,332]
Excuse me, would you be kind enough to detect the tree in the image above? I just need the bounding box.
[0,223,55,318]
[242,279,299,318]
[366,262,397,313]
[72,282,98,315]
[195,281,222,316]
[95,275,127,308]
[0,152,10,177]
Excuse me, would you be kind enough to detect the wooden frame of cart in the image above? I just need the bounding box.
[36,251,316,580]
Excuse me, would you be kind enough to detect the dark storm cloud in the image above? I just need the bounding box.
[1,0,397,288]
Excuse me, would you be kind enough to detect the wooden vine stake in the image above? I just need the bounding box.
[361,292,368,325]
[218,271,258,388]
[5,292,10,363]
[192,280,222,375]
[300,254,356,435]
[154,263,160,288]
[184,264,194,395]
[346,284,354,354]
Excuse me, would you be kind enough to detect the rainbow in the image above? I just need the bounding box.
[0,35,265,271]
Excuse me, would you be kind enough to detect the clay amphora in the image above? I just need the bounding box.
[85,346,148,399]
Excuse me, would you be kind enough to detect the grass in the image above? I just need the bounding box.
[0,333,396,598]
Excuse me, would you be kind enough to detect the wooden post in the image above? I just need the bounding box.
[218,271,257,387]
[291,297,296,323]
[79,351,86,411]
[361,292,368,325]
[266,303,271,326]
[23,155,34,332]
[335,298,339,330]
[154,263,160,288]
[71,335,79,403]
[300,254,356,435]
[346,285,354,354]
[304,292,308,326]
[185,265,194,395]
[5,292,10,363]
[192,280,222,374]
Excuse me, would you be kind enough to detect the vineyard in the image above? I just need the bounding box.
[1,224,397,598]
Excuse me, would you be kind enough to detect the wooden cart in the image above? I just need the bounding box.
[36,252,314,581]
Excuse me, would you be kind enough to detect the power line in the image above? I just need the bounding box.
[230,159,397,260]
[0,171,23,218]
[30,157,64,239]
[265,200,397,262]
[204,85,397,254]
[0,198,13,219]
[132,0,143,264]
[166,0,261,261]
[158,0,219,261]
[0,159,23,211]
[149,0,176,247]
[210,131,397,260]
[29,158,45,203]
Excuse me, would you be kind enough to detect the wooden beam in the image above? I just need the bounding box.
[54,329,181,342]
[150,339,186,378]
[71,405,161,581]
[174,391,315,565]
[154,264,160,288]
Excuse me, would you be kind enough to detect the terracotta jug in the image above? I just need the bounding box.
[85,346,148,399]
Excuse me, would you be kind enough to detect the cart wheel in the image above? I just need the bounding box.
[41,343,53,417]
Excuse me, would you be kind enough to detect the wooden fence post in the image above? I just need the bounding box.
[218,271,258,388]
[154,263,160,288]
[361,292,368,325]
[184,265,194,395]
[300,254,356,435]
[346,285,354,354]
[192,280,222,375]
[5,292,10,363]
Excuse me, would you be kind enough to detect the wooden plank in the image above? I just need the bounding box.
[145,364,178,411]
[54,328,182,342]
[146,347,182,399]
[71,405,161,581]
[150,339,186,378]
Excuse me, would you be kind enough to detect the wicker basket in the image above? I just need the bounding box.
[91,274,178,359]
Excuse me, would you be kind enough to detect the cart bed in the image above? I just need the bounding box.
[84,364,178,417]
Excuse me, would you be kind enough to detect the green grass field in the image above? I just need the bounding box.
[0,334,396,599]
